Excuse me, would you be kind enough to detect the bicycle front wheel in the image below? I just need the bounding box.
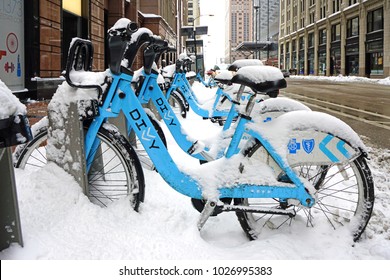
[168,91,187,118]
[14,122,145,210]
[236,141,375,242]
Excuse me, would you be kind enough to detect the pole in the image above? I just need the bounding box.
[255,6,258,59]
[194,27,198,73]
[267,0,270,60]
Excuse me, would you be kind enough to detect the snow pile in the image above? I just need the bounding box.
[0,79,26,119]
[291,74,390,86]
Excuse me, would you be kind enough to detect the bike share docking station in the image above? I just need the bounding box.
[45,37,135,198]
[0,111,32,251]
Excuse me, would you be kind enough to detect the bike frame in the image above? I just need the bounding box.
[166,71,233,119]
[195,71,217,88]
[83,70,315,207]
[134,69,250,161]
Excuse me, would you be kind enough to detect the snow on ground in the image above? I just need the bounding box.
[290,74,390,86]
[0,76,389,268]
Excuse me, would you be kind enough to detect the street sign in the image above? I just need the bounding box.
[185,39,204,47]
[180,26,208,37]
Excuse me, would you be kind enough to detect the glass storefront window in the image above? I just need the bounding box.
[319,29,326,45]
[308,50,314,74]
[280,54,284,70]
[299,50,304,74]
[308,33,314,47]
[292,51,297,69]
[330,48,341,75]
[346,55,359,75]
[318,51,326,75]
[286,53,290,70]
[369,52,384,75]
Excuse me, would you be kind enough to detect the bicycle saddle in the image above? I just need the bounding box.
[231,65,286,94]
[228,59,264,72]
[214,70,233,85]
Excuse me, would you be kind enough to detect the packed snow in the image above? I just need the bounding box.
[290,74,390,86]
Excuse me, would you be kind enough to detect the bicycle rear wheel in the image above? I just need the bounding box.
[236,141,375,242]
[14,121,145,210]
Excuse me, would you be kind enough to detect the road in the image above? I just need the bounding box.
[280,78,390,150]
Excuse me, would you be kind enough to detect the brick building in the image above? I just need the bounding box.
[1,0,185,99]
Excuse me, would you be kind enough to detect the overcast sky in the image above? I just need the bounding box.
[199,0,227,69]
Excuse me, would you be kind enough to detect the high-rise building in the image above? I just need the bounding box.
[227,0,280,64]
[228,0,254,62]
[187,0,201,25]
[279,0,389,77]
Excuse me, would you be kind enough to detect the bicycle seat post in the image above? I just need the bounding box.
[244,93,257,117]
[235,84,245,103]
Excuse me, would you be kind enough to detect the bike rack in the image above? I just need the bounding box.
[47,101,90,194]
[0,114,32,251]
[46,39,100,194]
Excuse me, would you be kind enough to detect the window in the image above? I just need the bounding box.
[319,29,326,45]
[309,11,315,24]
[333,0,340,13]
[369,52,384,75]
[367,8,383,33]
[299,37,304,50]
[331,24,340,41]
[63,0,81,16]
[347,17,359,37]
[308,33,314,47]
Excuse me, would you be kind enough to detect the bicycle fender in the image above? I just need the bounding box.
[248,110,367,166]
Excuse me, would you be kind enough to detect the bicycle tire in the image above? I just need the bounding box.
[235,140,375,242]
[14,121,145,210]
[172,89,189,112]
[167,91,187,118]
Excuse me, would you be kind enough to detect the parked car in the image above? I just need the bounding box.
[281,69,290,77]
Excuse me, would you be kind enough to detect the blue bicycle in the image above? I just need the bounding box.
[15,19,374,241]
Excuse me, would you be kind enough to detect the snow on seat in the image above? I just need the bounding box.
[231,65,286,94]
[228,59,264,72]
[214,70,233,85]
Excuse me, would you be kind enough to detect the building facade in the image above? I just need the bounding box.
[0,0,184,98]
[279,0,390,77]
[228,0,254,62]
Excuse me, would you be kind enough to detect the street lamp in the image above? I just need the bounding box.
[190,14,214,74]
